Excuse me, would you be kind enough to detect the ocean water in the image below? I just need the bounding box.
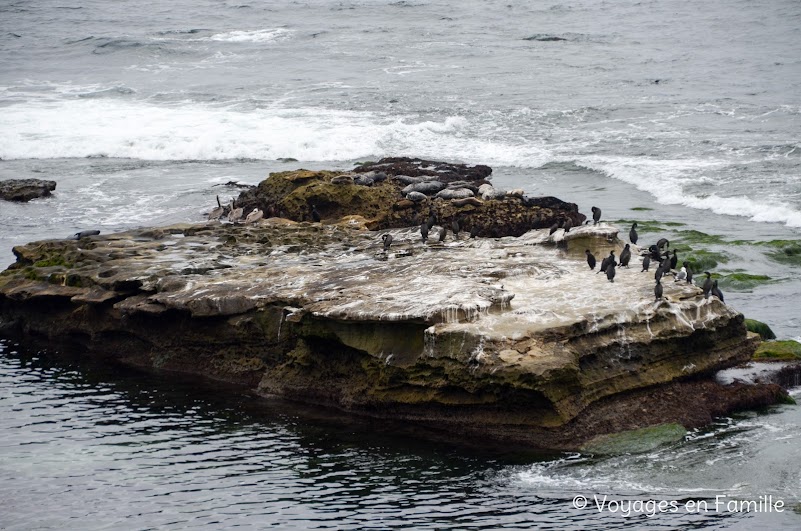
[1,0,800,528]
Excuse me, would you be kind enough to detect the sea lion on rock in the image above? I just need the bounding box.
[402,181,446,195]
[406,191,428,202]
[73,230,100,240]
[478,183,494,196]
[392,199,415,210]
[451,197,483,207]
[392,175,425,185]
[331,175,355,185]
[353,174,374,186]
[435,188,474,199]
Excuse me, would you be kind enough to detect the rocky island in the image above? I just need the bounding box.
[0,158,789,451]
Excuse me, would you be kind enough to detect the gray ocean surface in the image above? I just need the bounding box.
[1,0,800,528]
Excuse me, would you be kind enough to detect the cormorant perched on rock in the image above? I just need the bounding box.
[619,244,631,267]
[711,280,724,302]
[684,261,693,284]
[311,204,321,222]
[585,249,596,270]
[656,237,670,251]
[669,249,678,270]
[642,254,651,272]
[629,222,638,244]
[427,212,437,228]
[563,218,573,233]
[702,272,713,298]
[599,251,615,274]
[470,225,480,238]
[660,253,671,272]
[382,233,393,251]
[420,222,429,243]
[549,221,561,235]
[606,260,617,282]
[655,266,664,282]
[244,208,264,224]
[649,245,662,261]
[654,278,663,300]
[438,226,447,242]
[591,206,601,225]
[451,217,461,237]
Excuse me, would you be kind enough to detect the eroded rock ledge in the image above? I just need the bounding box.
[0,212,786,449]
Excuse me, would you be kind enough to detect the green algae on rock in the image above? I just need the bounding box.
[745,319,777,340]
[580,423,686,455]
[754,340,801,361]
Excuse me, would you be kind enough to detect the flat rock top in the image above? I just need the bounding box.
[4,220,732,343]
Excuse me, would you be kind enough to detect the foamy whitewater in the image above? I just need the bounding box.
[1,0,800,528]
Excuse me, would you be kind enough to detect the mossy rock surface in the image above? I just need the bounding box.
[232,157,585,236]
[717,273,777,291]
[745,319,777,340]
[684,250,729,272]
[754,340,801,361]
[580,423,686,455]
[763,242,801,266]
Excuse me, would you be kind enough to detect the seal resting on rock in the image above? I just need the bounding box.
[451,197,483,207]
[331,175,355,185]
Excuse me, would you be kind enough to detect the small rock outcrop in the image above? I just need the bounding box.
[232,157,584,237]
[0,179,57,202]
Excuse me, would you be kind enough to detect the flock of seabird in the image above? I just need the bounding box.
[205,193,726,305]
[585,216,724,304]
[207,195,264,224]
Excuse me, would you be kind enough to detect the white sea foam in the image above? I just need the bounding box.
[0,98,549,167]
[205,28,293,43]
[575,156,801,228]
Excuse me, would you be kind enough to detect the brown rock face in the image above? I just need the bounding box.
[232,158,585,236]
[0,214,785,450]
[0,179,57,202]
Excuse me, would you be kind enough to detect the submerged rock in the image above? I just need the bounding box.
[0,218,785,450]
[0,179,57,202]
